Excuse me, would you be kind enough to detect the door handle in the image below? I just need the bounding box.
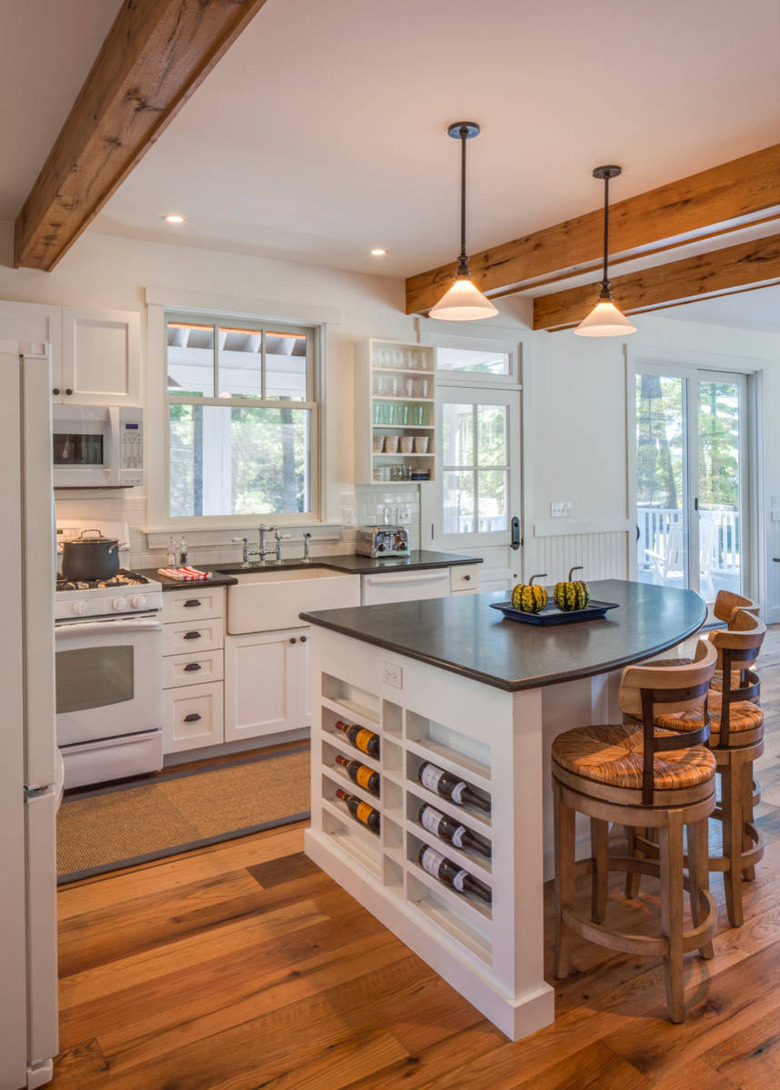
[183,713,202,723]
[511,516,522,551]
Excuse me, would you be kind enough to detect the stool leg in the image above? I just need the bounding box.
[554,780,576,979]
[590,818,609,924]
[687,817,714,960]
[721,757,744,927]
[625,825,642,898]
[659,810,685,1023]
[743,759,756,882]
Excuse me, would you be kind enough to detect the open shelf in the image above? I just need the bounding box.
[406,713,491,787]
[321,758,380,810]
[321,712,382,774]
[321,798,382,878]
[406,753,491,829]
[407,845,493,931]
[321,676,380,727]
[404,815,492,881]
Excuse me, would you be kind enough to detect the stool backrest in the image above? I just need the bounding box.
[622,639,717,805]
[713,589,760,628]
[709,609,765,745]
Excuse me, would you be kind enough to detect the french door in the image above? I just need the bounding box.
[635,365,749,604]
[424,385,522,591]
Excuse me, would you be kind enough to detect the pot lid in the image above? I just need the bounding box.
[67,529,118,544]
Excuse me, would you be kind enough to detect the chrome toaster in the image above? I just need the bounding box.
[355,526,410,558]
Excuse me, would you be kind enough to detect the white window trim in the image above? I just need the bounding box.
[146,302,330,534]
[417,324,524,388]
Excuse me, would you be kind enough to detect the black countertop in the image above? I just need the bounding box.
[301,579,707,692]
[140,551,479,590]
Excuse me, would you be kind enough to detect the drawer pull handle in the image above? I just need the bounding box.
[184,599,202,608]
[183,631,202,640]
[184,713,202,723]
[289,637,297,644]
[299,635,307,643]
[463,574,471,581]
[184,662,202,672]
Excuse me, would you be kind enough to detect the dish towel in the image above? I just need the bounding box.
[157,566,213,581]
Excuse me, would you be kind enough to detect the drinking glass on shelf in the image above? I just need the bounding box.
[373,401,383,424]
[403,377,415,397]
[396,403,409,425]
[388,376,400,397]
[411,404,425,426]
[420,378,431,398]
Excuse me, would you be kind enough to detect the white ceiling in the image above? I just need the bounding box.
[663,285,780,334]
[1,0,778,336]
[0,0,123,220]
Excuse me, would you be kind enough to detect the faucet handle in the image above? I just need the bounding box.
[231,537,248,544]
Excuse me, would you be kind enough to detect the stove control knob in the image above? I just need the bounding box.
[72,601,89,616]
[112,597,129,612]
[131,595,147,610]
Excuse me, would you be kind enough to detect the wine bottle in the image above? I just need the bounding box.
[418,804,491,859]
[335,788,380,834]
[335,719,380,758]
[417,761,490,814]
[336,754,380,797]
[418,845,492,905]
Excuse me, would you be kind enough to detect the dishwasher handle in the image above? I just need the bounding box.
[363,571,449,586]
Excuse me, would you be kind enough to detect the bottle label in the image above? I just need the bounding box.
[451,782,466,804]
[356,766,374,791]
[452,825,466,848]
[420,847,445,878]
[356,801,374,826]
[420,764,444,793]
[421,806,444,836]
[452,869,469,893]
[355,728,375,754]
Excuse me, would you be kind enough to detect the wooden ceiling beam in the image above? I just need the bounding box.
[14,0,269,272]
[533,233,780,331]
[405,143,780,314]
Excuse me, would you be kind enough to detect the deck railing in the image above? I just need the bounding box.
[637,506,741,576]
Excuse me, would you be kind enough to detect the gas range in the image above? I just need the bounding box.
[55,568,163,622]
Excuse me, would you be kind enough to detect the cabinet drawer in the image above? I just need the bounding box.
[163,682,224,753]
[163,648,224,689]
[163,617,223,655]
[162,586,225,623]
[450,564,481,593]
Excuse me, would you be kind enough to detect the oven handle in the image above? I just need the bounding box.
[55,616,162,639]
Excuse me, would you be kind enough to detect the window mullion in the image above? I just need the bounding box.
[213,324,219,398]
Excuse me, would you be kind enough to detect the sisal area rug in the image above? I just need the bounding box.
[56,747,310,884]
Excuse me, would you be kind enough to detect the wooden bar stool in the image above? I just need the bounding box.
[708,591,761,698]
[552,641,718,1023]
[653,611,766,926]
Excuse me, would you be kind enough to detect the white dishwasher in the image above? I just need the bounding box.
[361,568,451,605]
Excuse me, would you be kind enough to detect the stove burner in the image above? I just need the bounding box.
[56,569,151,592]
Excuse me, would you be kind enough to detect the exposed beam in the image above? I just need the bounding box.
[405,144,780,314]
[533,233,780,331]
[14,0,269,271]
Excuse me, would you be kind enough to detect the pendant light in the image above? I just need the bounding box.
[574,165,636,337]
[429,122,498,321]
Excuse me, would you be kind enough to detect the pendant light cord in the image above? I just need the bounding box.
[457,125,470,277]
[599,172,613,301]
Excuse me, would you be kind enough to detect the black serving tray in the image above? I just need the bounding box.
[490,599,620,626]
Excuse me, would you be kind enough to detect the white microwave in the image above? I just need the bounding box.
[52,405,143,488]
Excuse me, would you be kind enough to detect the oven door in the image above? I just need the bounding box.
[55,614,162,746]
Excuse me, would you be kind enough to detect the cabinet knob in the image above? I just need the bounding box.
[184,662,202,672]
[299,635,307,643]
[183,713,202,723]
[52,388,60,395]
[65,388,73,396]
[183,631,202,640]
[289,637,297,644]
[183,599,202,608]
[464,574,471,581]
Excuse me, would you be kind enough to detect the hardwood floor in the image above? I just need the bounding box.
[51,627,780,1090]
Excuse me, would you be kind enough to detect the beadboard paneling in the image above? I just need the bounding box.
[534,531,629,584]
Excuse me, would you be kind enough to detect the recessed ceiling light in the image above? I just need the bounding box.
[370,248,387,256]
[165,214,185,224]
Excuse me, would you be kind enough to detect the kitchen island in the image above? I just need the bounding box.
[301,579,706,1041]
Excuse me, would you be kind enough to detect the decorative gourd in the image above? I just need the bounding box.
[511,574,549,614]
[553,566,590,612]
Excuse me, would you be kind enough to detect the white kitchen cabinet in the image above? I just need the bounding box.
[163,682,224,753]
[225,628,309,742]
[59,307,140,405]
[450,563,481,594]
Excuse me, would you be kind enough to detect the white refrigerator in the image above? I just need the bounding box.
[0,341,59,1089]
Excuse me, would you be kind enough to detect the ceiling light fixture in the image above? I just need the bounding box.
[429,122,498,322]
[370,248,387,256]
[574,166,636,337]
[164,214,185,224]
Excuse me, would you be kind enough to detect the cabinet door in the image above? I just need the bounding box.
[61,307,140,404]
[224,629,308,742]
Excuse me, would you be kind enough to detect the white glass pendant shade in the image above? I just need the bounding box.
[574,299,637,337]
[429,276,499,321]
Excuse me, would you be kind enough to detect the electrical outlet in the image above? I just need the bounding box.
[551,502,572,518]
[382,662,403,689]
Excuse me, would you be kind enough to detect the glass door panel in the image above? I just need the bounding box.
[636,373,688,588]
[698,378,743,599]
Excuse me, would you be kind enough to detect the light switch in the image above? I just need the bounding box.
[551,502,572,518]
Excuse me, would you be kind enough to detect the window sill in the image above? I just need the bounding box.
[144,520,345,551]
